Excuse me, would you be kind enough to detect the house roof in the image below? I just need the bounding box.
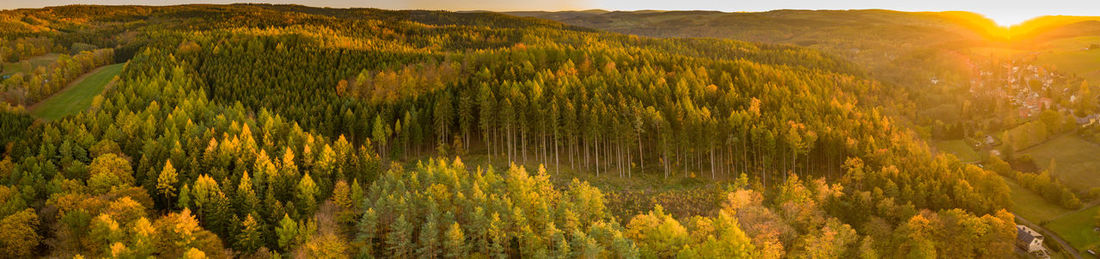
[1017,225,1042,244]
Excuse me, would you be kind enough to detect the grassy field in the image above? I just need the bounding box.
[29,63,123,120]
[1034,36,1100,82]
[1047,205,1100,252]
[934,140,981,163]
[1020,134,1100,192]
[1004,176,1071,222]
[1,53,61,77]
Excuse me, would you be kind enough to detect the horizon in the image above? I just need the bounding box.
[1,1,1098,26]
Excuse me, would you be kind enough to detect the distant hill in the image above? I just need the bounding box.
[507,9,1007,90]
[1011,16,1100,42]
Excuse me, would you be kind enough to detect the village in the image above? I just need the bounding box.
[941,57,1100,259]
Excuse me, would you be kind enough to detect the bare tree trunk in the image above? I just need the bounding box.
[595,135,600,176]
[521,131,527,165]
[710,148,715,180]
[554,134,560,174]
[637,133,643,178]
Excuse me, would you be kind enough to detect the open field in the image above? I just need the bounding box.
[1004,176,1071,222]
[1020,134,1100,192]
[1047,205,1100,252]
[1,53,61,77]
[1034,36,1100,82]
[29,63,123,120]
[934,139,981,163]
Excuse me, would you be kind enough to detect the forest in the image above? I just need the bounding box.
[0,4,1021,258]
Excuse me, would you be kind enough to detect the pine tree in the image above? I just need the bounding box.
[178,184,192,210]
[235,172,259,216]
[158,160,179,209]
[373,115,388,160]
[297,173,318,215]
[332,180,356,229]
[435,91,453,147]
[235,214,263,253]
[488,213,507,259]
[443,222,467,258]
[276,213,298,251]
[356,208,379,256]
[387,215,414,258]
[418,214,441,258]
[478,83,496,163]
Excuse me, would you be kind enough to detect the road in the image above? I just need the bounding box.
[1016,215,1083,259]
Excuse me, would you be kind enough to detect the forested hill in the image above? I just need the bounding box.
[507,9,1004,84]
[507,10,1012,128]
[0,4,1014,258]
[507,9,1001,43]
[1008,16,1100,43]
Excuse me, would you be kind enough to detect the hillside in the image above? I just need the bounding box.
[0,4,1016,258]
[509,10,1004,89]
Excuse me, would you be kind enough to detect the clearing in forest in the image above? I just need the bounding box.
[933,139,981,163]
[0,53,61,77]
[29,63,124,120]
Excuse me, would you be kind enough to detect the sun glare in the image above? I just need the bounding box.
[987,15,1033,27]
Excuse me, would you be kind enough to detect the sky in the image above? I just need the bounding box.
[3,0,1099,26]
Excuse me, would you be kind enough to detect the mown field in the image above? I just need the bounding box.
[1004,176,1072,222]
[934,139,981,163]
[1,53,60,77]
[1021,134,1100,192]
[1047,204,1100,252]
[29,63,123,120]
[1004,173,1096,256]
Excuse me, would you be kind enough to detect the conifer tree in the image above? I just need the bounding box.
[158,160,179,209]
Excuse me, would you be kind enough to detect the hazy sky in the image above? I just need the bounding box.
[3,0,1099,26]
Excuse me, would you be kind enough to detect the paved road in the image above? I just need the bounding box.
[1016,215,1083,259]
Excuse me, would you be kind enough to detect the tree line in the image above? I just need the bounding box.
[1,48,115,105]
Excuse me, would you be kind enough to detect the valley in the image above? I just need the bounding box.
[0,4,1096,258]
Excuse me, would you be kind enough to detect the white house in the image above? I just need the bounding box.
[1016,225,1047,255]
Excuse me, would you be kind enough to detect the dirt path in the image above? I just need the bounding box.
[27,64,114,111]
[1016,214,1083,259]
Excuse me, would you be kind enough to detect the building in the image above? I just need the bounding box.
[1077,114,1100,126]
[1016,225,1048,257]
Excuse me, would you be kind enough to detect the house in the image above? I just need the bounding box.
[1039,98,1054,110]
[1077,114,1100,126]
[1016,225,1048,256]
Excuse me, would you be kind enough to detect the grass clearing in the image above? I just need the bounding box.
[1047,205,1100,252]
[1,53,61,77]
[934,139,981,163]
[1004,176,1071,222]
[29,63,123,120]
[1020,134,1100,192]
